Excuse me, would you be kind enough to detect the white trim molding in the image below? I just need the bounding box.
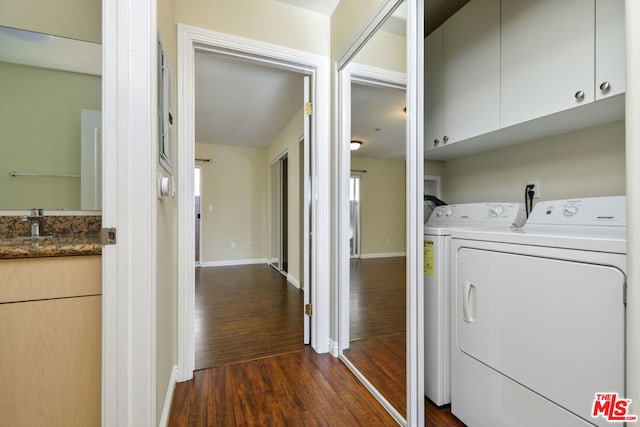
[177,24,331,382]
[102,0,158,425]
[158,365,178,427]
[287,274,301,289]
[199,258,268,268]
[359,252,406,259]
[625,0,640,410]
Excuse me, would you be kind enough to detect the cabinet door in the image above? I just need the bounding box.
[501,0,595,128]
[443,0,500,143]
[0,296,101,426]
[595,0,625,100]
[425,27,444,150]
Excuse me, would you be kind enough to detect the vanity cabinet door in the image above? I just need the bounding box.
[0,296,101,427]
[442,0,500,143]
[501,0,595,128]
[595,0,625,101]
[0,256,101,427]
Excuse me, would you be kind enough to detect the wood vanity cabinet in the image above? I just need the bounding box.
[0,255,101,427]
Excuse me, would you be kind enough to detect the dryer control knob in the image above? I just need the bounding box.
[489,206,503,217]
[436,208,444,217]
[563,206,578,216]
[445,208,454,217]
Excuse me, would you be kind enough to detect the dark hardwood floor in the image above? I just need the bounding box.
[347,257,407,417]
[169,347,398,426]
[169,262,465,426]
[194,264,304,370]
[349,257,406,340]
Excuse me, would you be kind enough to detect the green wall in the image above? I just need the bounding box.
[0,62,101,210]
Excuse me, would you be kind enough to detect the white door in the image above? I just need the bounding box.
[455,247,625,426]
[80,109,102,211]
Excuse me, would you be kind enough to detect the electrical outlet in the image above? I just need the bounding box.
[527,180,541,199]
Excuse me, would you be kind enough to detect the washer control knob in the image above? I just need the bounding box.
[445,208,454,217]
[435,208,444,217]
[489,206,504,217]
[563,206,578,216]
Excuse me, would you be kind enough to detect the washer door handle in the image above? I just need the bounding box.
[463,280,476,323]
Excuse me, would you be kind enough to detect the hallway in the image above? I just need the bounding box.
[194,264,304,370]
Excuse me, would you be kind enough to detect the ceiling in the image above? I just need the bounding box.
[194,0,469,154]
[351,82,406,159]
[195,51,303,147]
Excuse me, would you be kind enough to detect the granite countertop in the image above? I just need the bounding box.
[0,235,102,259]
[0,215,102,259]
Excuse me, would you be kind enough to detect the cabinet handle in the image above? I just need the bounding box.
[574,90,585,101]
[433,138,439,146]
[443,136,449,144]
[599,81,611,93]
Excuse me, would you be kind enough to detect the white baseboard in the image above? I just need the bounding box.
[199,258,268,267]
[329,339,339,357]
[287,274,301,289]
[359,252,406,259]
[158,365,178,427]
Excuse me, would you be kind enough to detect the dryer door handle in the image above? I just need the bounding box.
[463,280,476,323]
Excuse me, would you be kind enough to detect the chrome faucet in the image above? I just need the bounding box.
[21,208,44,238]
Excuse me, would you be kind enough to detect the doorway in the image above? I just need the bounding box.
[349,175,361,258]
[270,153,289,274]
[194,166,202,266]
[177,26,329,379]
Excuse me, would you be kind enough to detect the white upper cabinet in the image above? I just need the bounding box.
[425,27,444,150]
[501,0,595,128]
[425,0,500,151]
[424,0,625,160]
[595,0,625,101]
[443,0,501,143]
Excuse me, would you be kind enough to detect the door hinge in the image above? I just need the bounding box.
[100,227,117,245]
[304,102,313,116]
[305,304,312,316]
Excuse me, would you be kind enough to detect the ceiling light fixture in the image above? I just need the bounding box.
[350,140,363,151]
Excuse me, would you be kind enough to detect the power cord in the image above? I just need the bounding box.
[525,184,535,217]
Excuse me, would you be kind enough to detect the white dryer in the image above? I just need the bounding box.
[450,196,627,427]
[424,202,525,406]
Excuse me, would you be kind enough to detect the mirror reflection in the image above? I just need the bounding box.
[0,26,102,211]
[341,2,408,419]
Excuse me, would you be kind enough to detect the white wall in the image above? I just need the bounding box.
[351,155,406,256]
[440,121,626,204]
[353,28,406,73]
[331,0,390,61]
[176,0,330,56]
[0,0,101,42]
[196,143,269,264]
[157,0,178,421]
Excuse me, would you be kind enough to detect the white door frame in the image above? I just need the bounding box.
[102,0,157,425]
[176,24,331,381]
[335,0,424,425]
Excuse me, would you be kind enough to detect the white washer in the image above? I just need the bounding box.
[450,196,627,427]
[424,202,525,406]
